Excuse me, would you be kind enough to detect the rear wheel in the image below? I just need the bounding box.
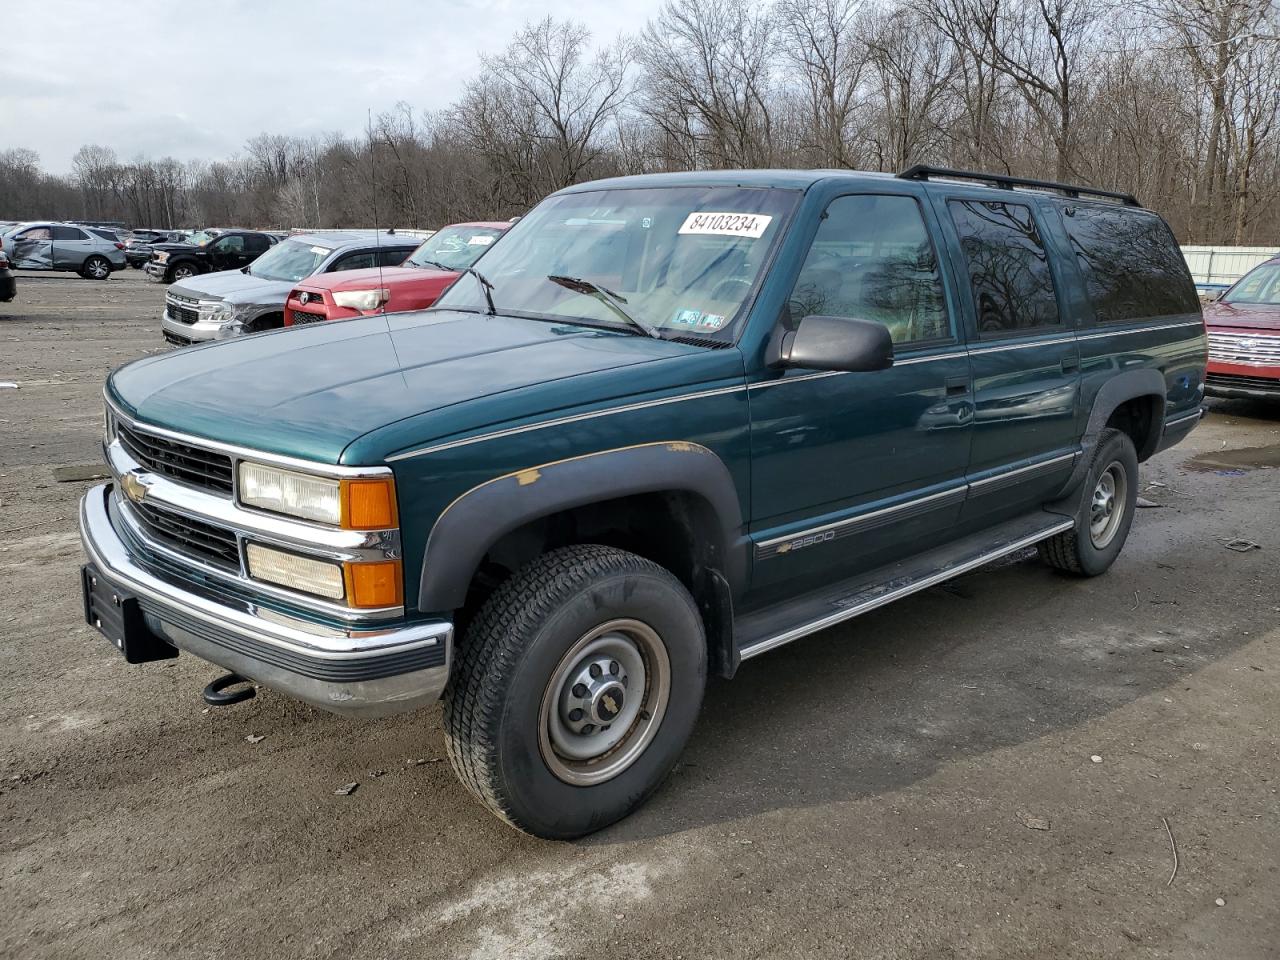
[444,545,706,839]
[1039,428,1138,576]
[81,255,111,280]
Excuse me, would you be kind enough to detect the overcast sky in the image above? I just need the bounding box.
[2,0,662,174]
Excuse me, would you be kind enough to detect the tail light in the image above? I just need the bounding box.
[114,242,125,250]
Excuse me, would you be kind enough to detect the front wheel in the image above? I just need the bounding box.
[170,262,197,281]
[81,255,111,280]
[1039,427,1138,576]
[444,545,706,839]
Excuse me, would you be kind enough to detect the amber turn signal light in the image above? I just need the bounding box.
[341,477,398,530]
[344,559,404,608]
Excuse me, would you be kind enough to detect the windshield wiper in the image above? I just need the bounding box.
[546,275,661,339]
[462,266,497,315]
[414,257,450,271]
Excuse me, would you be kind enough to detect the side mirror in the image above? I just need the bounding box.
[775,315,894,373]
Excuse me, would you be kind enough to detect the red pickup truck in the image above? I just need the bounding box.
[284,221,510,326]
[1204,255,1280,399]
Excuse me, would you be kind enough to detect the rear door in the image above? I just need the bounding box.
[52,225,93,269]
[936,195,1081,521]
[8,226,53,269]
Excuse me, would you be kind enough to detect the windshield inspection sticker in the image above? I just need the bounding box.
[678,212,773,239]
[695,313,727,331]
[671,309,702,328]
[467,235,495,246]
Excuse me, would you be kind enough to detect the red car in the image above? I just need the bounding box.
[1204,256,1280,400]
[284,221,510,326]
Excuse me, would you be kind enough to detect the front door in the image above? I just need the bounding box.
[748,191,974,601]
[936,196,1081,520]
[8,226,53,269]
[209,235,249,271]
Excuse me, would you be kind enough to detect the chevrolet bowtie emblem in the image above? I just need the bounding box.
[120,473,148,504]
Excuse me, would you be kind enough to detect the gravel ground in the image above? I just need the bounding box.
[1,270,1278,960]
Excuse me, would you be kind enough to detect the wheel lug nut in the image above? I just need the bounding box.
[609,660,619,675]
[589,663,603,679]
[572,683,588,698]
[568,708,584,722]
[582,723,596,735]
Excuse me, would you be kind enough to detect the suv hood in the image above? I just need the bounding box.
[109,310,722,464]
[297,265,455,292]
[170,269,294,303]
[1204,300,1280,332]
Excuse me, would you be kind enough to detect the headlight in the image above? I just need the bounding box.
[155,252,169,263]
[332,288,390,311]
[237,462,397,529]
[199,301,233,324]
[245,543,345,599]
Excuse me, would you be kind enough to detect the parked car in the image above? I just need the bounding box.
[1203,256,1280,399]
[144,230,276,284]
[0,249,15,302]
[125,232,184,269]
[284,222,510,326]
[127,229,176,245]
[0,221,127,278]
[161,231,420,345]
[79,166,1206,839]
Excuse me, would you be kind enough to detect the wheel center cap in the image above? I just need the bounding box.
[592,683,625,723]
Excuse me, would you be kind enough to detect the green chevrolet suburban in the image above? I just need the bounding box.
[79,167,1207,838]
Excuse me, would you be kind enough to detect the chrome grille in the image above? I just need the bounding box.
[116,422,234,494]
[166,293,201,325]
[1206,372,1280,392]
[1208,331,1280,366]
[126,499,241,571]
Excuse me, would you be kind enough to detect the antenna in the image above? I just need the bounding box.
[367,108,386,312]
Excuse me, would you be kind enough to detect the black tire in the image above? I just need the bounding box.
[444,545,706,839]
[81,255,111,280]
[1039,428,1138,576]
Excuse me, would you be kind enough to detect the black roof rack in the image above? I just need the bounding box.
[897,164,1141,208]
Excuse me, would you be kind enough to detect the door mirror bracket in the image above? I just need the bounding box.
[770,315,894,373]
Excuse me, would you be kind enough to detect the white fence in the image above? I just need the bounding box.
[1181,246,1278,285]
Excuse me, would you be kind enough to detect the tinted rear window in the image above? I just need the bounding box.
[1060,205,1198,322]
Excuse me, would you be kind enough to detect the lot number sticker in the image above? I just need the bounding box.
[678,212,773,239]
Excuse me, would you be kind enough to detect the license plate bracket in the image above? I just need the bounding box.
[81,564,178,664]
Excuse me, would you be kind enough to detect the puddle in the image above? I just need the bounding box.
[1184,443,1280,473]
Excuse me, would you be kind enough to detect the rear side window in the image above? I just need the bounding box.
[948,199,1061,334]
[1061,205,1198,321]
[788,194,950,345]
[88,228,118,242]
[52,225,87,241]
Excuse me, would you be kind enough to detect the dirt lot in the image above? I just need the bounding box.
[1,270,1277,960]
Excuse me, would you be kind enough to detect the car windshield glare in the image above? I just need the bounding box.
[247,239,332,282]
[1223,263,1280,306]
[430,186,799,337]
[187,231,217,246]
[407,226,505,271]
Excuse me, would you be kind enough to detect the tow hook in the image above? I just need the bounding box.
[202,672,256,706]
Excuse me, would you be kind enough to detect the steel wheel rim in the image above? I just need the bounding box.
[538,618,671,787]
[1089,461,1127,548]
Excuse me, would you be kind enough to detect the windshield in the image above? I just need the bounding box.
[406,225,506,271]
[430,186,798,338]
[185,231,217,246]
[247,238,333,282]
[1223,262,1280,306]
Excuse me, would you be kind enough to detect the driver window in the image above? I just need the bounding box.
[216,236,245,254]
[19,227,53,241]
[787,195,950,345]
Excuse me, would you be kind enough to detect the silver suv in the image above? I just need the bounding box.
[0,222,127,279]
[161,231,418,344]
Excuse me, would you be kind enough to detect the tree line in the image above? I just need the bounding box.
[1,0,1277,244]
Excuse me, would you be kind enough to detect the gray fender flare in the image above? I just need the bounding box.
[416,441,748,614]
[1050,369,1166,505]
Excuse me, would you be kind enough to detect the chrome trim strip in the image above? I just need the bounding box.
[739,518,1074,661]
[746,352,966,392]
[756,484,966,551]
[1075,319,1205,342]
[387,383,749,461]
[968,451,1075,490]
[1162,407,1203,429]
[967,336,1076,355]
[81,484,445,658]
[105,392,392,480]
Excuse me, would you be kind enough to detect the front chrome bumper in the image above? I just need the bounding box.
[80,483,452,718]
